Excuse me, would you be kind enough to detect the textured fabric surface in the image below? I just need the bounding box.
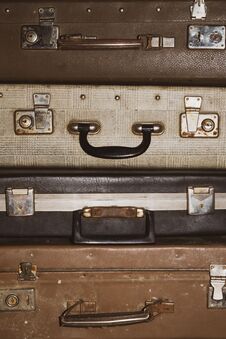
[0,84,225,168]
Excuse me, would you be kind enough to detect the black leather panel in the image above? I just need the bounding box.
[0,169,225,193]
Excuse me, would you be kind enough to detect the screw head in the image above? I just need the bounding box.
[115,95,120,101]
[80,94,86,100]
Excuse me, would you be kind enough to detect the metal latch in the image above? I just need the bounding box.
[15,94,53,135]
[208,265,226,308]
[5,188,34,216]
[190,0,207,20]
[18,262,37,281]
[180,96,219,138]
[22,7,59,49]
[188,26,225,49]
[187,186,214,215]
[0,288,35,311]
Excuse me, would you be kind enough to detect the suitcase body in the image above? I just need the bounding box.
[1,0,226,85]
[0,84,225,168]
[0,244,226,339]
[1,169,226,243]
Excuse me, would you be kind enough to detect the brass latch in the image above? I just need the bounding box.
[82,206,144,218]
[208,265,226,308]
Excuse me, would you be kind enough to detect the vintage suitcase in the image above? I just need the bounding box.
[0,244,226,338]
[1,0,226,85]
[0,84,225,168]
[0,169,226,243]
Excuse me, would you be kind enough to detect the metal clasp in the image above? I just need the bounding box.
[82,207,144,218]
[208,265,226,308]
[180,96,219,138]
[18,262,37,281]
[187,186,214,215]
[15,94,53,135]
[5,188,34,217]
[191,0,207,20]
[22,7,59,49]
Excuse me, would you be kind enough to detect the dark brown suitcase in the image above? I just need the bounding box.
[0,244,226,338]
[1,0,226,85]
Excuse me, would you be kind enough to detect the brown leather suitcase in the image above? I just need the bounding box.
[0,244,226,338]
[1,0,226,85]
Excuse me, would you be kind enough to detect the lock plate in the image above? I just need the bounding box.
[188,186,214,215]
[15,94,53,135]
[22,7,59,49]
[6,188,34,217]
[208,265,226,308]
[180,96,219,138]
[188,26,225,49]
[0,289,35,312]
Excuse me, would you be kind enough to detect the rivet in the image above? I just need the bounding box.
[0,93,3,98]
[80,94,86,100]
[155,95,161,101]
[5,8,10,13]
[156,7,161,12]
[119,8,124,13]
[115,95,120,101]
[87,8,92,13]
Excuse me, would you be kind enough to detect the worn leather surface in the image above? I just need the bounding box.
[1,1,226,85]
[0,169,225,193]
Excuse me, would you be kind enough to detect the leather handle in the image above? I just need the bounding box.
[60,299,174,328]
[67,122,163,159]
[72,208,155,244]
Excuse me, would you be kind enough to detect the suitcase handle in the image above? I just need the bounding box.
[72,207,155,244]
[67,122,164,159]
[58,34,153,50]
[59,299,174,328]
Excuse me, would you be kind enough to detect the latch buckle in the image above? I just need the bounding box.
[15,94,53,135]
[22,7,59,49]
[208,265,226,308]
[187,186,214,215]
[190,0,207,20]
[180,96,219,138]
[5,188,34,217]
[18,262,37,281]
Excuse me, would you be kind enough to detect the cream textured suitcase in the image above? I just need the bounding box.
[0,84,224,168]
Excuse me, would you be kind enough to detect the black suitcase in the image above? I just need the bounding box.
[1,169,226,244]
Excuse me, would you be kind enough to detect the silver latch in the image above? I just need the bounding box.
[191,0,207,20]
[15,94,53,135]
[22,7,59,49]
[187,186,214,215]
[208,265,226,308]
[5,188,34,217]
[180,96,219,138]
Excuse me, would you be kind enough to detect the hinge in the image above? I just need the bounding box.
[187,186,215,215]
[15,94,53,135]
[22,7,59,49]
[180,96,219,138]
[5,188,34,217]
[208,265,226,308]
[191,0,207,20]
[18,262,37,281]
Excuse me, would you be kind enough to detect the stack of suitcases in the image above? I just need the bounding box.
[1,0,226,338]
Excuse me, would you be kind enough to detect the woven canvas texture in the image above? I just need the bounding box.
[0,84,225,168]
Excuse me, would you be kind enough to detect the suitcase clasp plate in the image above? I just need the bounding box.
[190,0,207,20]
[187,186,214,215]
[209,265,226,308]
[5,188,34,217]
[180,96,219,138]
